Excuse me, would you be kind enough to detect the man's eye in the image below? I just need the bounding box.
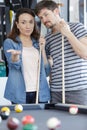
[45,13,48,16]
[30,21,34,24]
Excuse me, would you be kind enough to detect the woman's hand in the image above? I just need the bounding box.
[39,36,46,51]
[7,49,21,55]
[7,49,21,62]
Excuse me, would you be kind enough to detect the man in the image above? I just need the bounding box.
[35,0,87,105]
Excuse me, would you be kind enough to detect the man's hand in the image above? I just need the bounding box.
[58,19,71,37]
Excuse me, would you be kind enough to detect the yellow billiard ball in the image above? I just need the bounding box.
[1,107,10,113]
[14,104,23,113]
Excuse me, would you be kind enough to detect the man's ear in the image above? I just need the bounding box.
[53,8,60,15]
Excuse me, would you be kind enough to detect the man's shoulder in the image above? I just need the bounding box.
[68,22,84,28]
[45,31,52,37]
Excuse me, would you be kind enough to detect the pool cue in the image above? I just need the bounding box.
[62,35,65,104]
[36,45,41,104]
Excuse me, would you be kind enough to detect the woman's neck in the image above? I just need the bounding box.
[19,35,33,47]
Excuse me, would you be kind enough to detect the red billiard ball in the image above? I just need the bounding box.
[7,117,20,130]
[69,105,78,115]
[22,115,35,125]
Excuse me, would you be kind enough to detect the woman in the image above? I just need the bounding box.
[3,8,50,104]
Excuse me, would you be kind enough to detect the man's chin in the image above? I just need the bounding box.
[45,24,51,29]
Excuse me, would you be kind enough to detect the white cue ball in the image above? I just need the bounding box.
[69,105,78,115]
[47,117,61,129]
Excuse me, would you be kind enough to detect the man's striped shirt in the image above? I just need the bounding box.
[45,22,87,91]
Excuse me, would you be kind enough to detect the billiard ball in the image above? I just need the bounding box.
[22,115,35,125]
[1,107,10,113]
[23,124,38,130]
[0,111,10,120]
[69,105,78,115]
[0,106,10,120]
[14,104,23,113]
[47,117,61,129]
[7,117,20,130]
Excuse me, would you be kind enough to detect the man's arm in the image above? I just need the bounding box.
[67,33,87,59]
[59,19,87,59]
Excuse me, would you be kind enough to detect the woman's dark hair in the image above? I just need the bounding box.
[8,8,40,42]
[35,0,58,15]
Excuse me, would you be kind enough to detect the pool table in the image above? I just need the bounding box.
[0,103,87,130]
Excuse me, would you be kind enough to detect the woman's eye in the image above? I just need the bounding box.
[21,22,25,24]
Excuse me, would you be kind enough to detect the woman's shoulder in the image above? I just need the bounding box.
[4,38,13,43]
[4,38,12,41]
[3,38,21,49]
[4,37,20,45]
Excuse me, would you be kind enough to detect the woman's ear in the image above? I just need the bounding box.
[16,22,19,29]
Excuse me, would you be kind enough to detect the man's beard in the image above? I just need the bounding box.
[45,22,55,29]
